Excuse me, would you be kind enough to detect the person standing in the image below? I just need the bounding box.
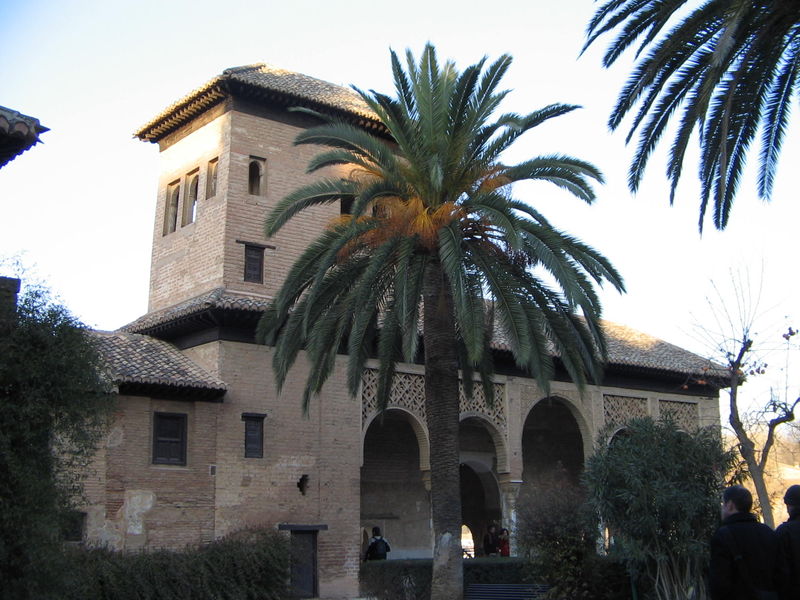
[498,528,510,557]
[365,526,390,561]
[777,485,800,600]
[483,524,499,556]
[709,485,780,600]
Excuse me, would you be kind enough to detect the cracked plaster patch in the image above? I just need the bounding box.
[124,490,155,535]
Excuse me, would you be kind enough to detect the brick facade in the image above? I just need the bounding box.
[81,66,722,599]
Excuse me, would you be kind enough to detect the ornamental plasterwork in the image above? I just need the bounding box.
[361,368,426,427]
[603,394,649,429]
[659,399,699,431]
[459,381,506,433]
[361,368,506,433]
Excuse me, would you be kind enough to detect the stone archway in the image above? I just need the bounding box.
[360,409,431,558]
[459,417,502,555]
[521,396,585,487]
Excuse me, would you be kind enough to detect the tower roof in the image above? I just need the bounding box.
[134,64,381,143]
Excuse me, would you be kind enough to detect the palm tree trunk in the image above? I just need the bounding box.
[423,259,464,600]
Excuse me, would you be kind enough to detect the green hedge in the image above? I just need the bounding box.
[360,557,534,599]
[60,528,289,600]
[360,556,630,600]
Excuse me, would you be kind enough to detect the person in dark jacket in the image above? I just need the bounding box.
[483,524,499,556]
[365,526,390,560]
[777,485,800,600]
[709,485,781,600]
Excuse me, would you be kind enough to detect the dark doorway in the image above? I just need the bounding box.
[290,530,318,598]
[459,418,501,556]
[361,410,429,557]
[521,397,584,491]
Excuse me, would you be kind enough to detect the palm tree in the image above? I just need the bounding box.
[258,44,624,600]
[584,0,800,231]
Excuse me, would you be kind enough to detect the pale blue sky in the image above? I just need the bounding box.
[2,0,798,410]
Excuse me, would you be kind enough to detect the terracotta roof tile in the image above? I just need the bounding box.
[123,289,721,379]
[92,330,226,393]
[121,288,269,333]
[134,64,378,142]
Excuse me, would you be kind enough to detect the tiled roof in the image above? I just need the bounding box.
[121,288,270,333]
[92,330,226,396]
[123,288,721,380]
[602,321,722,378]
[0,106,48,168]
[134,64,380,143]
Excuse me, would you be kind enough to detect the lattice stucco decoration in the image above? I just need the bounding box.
[459,381,506,432]
[659,400,699,431]
[361,368,426,426]
[603,394,649,429]
[361,368,506,432]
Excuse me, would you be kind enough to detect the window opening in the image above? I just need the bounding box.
[244,244,265,283]
[340,197,353,215]
[62,511,86,543]
[206,157,218,199]
[248,157,266,196]
[183,172,199,226]
[163,183,180,235]
[242,413,266,458]
[153,412,187,465]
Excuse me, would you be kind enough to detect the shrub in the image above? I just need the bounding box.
[360,559,432,600]
[583,418,735,600]
[515,469,625,599]
[360,557,533,599]
[61,528,289,600]
[0,282,113,599]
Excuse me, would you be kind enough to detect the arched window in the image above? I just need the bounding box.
[206,157,218,199]
[248,157,266,196]
[163,183,180,235]
[183,173,199,226]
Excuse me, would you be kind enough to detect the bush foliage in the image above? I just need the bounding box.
[516,469,629,600]
[0,283,113,599]
[61,528,289,600]
[583,418,735,600]
[360,557,532,600]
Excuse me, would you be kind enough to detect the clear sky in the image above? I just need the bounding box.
[2,0,797,411]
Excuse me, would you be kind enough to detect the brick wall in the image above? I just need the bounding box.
[85,396,218,550]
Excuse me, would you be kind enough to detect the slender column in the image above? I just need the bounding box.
[498,476,523,555]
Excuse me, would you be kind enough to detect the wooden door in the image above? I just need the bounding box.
[290,530,318,598]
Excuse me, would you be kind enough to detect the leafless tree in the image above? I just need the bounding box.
[693,272,799,527]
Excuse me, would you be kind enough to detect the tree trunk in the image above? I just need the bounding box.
[728,368,775,527]
[423,259,464,600]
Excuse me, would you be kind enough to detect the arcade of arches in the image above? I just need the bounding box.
[359,393,585,558]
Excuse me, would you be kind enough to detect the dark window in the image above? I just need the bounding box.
[244,244,264,283]
[248,159,265,195]
[163,183,180,235]
[62,511,86,542]
[153,412,187,465]
[206,157,218,199]
[183,172,199,226]
[340,197,353,215]
[242,413,266,458]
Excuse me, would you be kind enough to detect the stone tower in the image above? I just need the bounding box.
[135,64,381,315]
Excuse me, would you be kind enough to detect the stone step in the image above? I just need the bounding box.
[464,583,549,600]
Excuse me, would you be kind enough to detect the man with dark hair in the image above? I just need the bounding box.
[777,485,800,600]
[365,526,390,561]
[709,485,781,600]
